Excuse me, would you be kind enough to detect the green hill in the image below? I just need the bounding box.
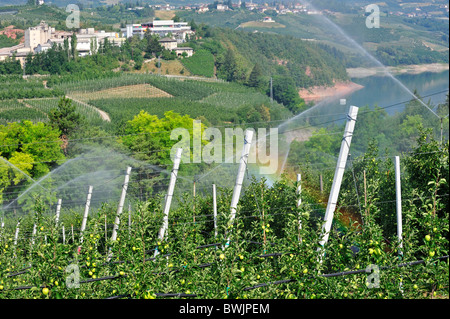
[186,27,349,89]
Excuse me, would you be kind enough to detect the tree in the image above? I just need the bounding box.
[121,110,207,165]
[48,97,82,139]
[225,0,233,9]
[218,48,246,82]
[133,49,144,69]
[63,37,70,61]
[0,120,65,179]
[270,76,306,113]
[70,33,77,60]
[145,33,163,57]
[246,63,264,89]
[405,127,449,204]
[189,19,198,32]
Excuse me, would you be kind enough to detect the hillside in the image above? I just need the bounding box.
[184,27,349,89]
[177,7,449,68]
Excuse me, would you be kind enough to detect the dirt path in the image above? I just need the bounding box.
[66,96,111,122]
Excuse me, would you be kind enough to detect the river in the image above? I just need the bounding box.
[290,69,449,128]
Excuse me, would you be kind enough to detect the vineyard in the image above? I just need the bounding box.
[0,73,292,127]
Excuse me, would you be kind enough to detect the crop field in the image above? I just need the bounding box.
[0,147,448,300]
[240,21,287,29]
[52,74,292,126]
[0,99,48,124]
[180,50,215,78]
[67,84,173,101]
[0,97,104,125]
[199,92,274,109]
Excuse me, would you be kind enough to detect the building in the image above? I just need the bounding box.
[122,20,193,42]
[25,21,53,51]
[159,37,178,50]
[1,21,129,67]
[216,4,229,11]
[34,42,52,54]
[158,36,194,57]
[197,6,209,13]
[174,47,193,57]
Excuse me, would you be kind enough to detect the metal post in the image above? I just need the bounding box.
[14,220,20,246]
[128,203,131,236]
[0,220,4,241]
[230,129,254,223]
[363,169,368,220]
[395,156,403,255]
[155,148,183,256]
[297,173,302,243]
[319,174,323,194]
[225,129,254,248]
[318,105,359,261]
[193,180,196,223]
[55,198,62,226]
[31,223,37,247]
[111,166,132,241]
[79,185,93,248]
[213,184,218,239]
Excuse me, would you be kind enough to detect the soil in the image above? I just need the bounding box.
[298,81,364,103]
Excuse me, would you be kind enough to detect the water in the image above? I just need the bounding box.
[0,147,196,217]
[296,0,441,118]
[294,70,449,127]
[349,71,449,116]
[0,157,45,187]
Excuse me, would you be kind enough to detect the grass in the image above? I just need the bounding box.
[154,10,178,20]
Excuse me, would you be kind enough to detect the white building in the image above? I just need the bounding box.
[217,4,229,11]
[122,20,193,42]
[198,6,209,13]
[159,37,178,50]
[174,47,193,57]
[25,21,54,51]
[263,16,274,22]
